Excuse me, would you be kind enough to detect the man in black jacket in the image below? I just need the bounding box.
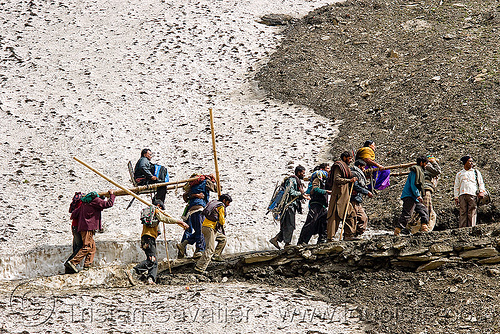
[349,160,373,240]
[297,168,330,245]
[134,148,166,202]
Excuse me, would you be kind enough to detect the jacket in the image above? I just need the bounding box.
[400,166,425,201]
[134,156,155,181]
[71,194,115,232]
[187,180,210,209]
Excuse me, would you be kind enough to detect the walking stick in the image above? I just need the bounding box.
[339,182,355,241]
[163,223,172,274]
[209,108,222,197]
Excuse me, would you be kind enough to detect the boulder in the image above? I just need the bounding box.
[416,258,450,272]
[460,247,499,259]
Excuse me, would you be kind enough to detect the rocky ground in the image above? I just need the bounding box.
[160,223,500,333]
[256,0,500,230]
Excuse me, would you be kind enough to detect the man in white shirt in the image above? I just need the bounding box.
[454,156,486,227]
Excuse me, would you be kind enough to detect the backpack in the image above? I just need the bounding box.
[182,174,217,202]
[140,205,160,227]
[203,200,224,222]
[266,177,294,220]
[154,165,169,182]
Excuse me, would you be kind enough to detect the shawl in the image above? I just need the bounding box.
[355,147,375,161]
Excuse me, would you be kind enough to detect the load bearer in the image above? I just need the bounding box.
[176,174,217,258]
[194,194,232,274]
[269,166,310,249]
[326,151,358,241]
[131,199,182,284]
[297,165,330,245]
[65,190,115,273]
[349,159,373,239]
[395,156,429,236]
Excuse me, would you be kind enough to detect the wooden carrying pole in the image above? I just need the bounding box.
[73,157,182,274]
[98,178,198,197]
[339,182,355,241]
[209,108,222,197]
[365,162,416,174]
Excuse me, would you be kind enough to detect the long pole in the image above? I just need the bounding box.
[98,178,198,197]
[163,223,172,274]
[73,157,186,230]
[339,182,355,241]
[209,108,222,197]
[365,162,416,174]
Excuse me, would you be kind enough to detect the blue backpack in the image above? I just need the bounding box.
[267,177,295,220]
[154,165,169,182]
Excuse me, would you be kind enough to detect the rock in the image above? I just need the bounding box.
[386,49,399,58]
[399,247,429,257]
[367,249,395,258]
[259,14,293,26]
[449,286,459,293]
[401,19,431,32]
[416,258,450,272]
[393,240,408,250]
[443,34,456,40]
[397,255,440,262]
[301,249,316,260]
[431,76,441,81]
[243,253,279,264]
[313,244,345,255]
[460,247,499,259]
[429,244,454,254]
[477,256,500,264]
[486,268,500,277]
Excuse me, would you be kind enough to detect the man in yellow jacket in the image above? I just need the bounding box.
[194,194,232,273]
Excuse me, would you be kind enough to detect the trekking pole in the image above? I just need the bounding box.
[162,223,172,274]
[73,157,188,230]
[339,182,355,241]
[209,108,222,197]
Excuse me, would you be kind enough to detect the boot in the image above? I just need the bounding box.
[176,240,188,259]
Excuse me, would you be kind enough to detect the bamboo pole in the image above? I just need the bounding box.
[73,157,187,230]
[98,178,198,197]
[391,171,410,177]
[364,162,416,174]
[339,182,355,241]
[162,222,172,274]
[209,108,222,197]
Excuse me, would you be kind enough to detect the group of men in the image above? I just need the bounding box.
[64,146,488,280]
[65,148,232,282]
[269,141,383,248]
[269,140,488,247]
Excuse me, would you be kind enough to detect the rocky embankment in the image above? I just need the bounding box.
[256,0,500,230]
[163,223,500,279]
[161,224,500,333]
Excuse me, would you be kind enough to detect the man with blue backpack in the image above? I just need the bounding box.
[269,166,310,249]
[134,148,168,203]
